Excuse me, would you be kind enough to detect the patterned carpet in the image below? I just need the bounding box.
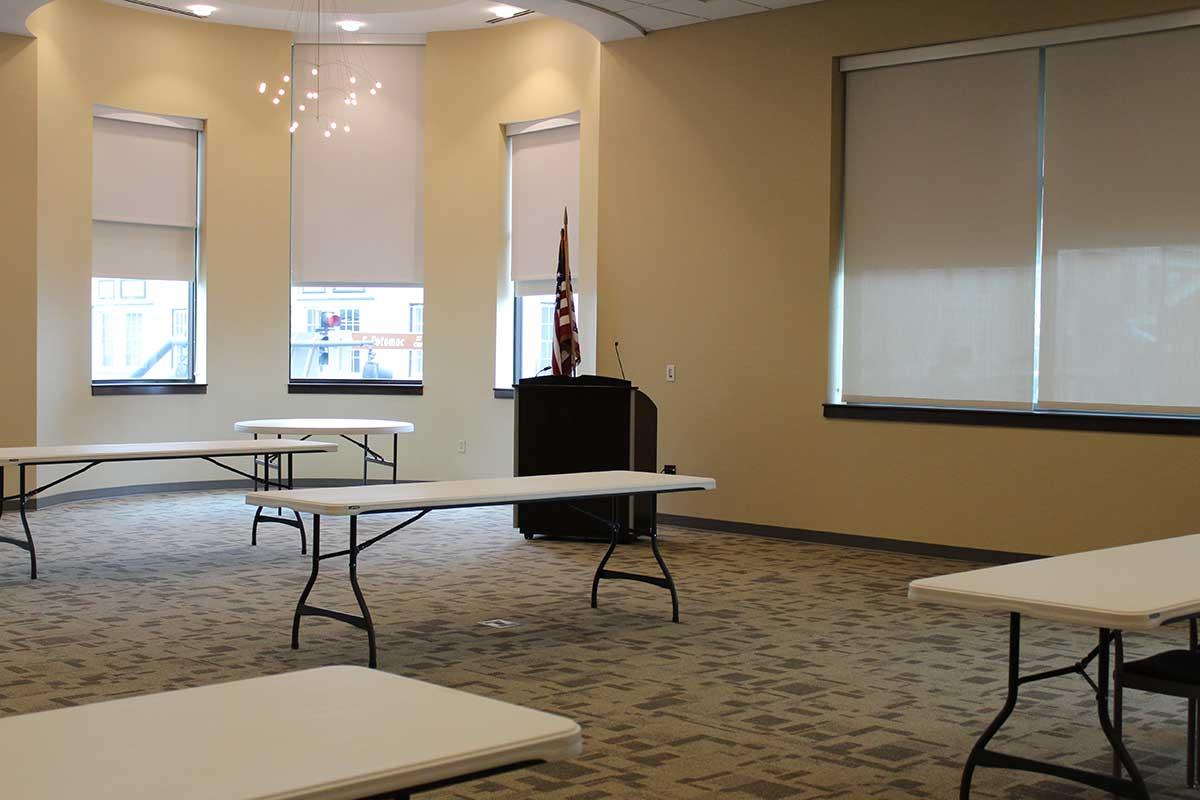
[0,489,1194,799]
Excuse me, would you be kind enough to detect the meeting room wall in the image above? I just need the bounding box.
[3,1,598,498]
[0,33,38,504]
[423,17,600,480]
[596,0,1200,556]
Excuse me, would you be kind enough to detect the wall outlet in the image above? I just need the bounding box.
[457,439,467,453]
[666,363,676,382]
[663,464,677,474]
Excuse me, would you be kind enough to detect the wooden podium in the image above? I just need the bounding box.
[513,375,657,541]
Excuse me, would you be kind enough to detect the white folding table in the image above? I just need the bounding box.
[246,470,716,667]
[0,665,582,800]
[910,534,1200,800]
[0,439,337,578]
[234,419,414,550]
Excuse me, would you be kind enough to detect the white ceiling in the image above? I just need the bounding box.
[3,0,827,41]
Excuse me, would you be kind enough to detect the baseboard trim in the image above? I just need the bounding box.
[657,513,1039,564]
[4,485,1037,564]
[3,478,415,512]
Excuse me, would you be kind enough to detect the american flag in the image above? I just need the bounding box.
[551,208,581,377]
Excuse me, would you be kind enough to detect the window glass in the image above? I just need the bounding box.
[290,286,424,381]
[91,278,192,380]
[516,293,578,380]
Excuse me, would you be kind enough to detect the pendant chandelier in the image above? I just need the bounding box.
[256,0,384,139]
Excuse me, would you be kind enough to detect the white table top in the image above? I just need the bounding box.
[909,533,1200,630]
[0,439,337,466]
[0,666,581,800]
[247,470,716,516]
[235,418,415,435]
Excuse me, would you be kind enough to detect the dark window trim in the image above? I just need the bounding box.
[494,387,514,399]
[288,380,423,396]
[92,382,208,396]
[824,402,1200,436]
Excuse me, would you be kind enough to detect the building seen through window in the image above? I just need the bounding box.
[515,293,578,380]
[91,278,192,380]
[290,286,424,381]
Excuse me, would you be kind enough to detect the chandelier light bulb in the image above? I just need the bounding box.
[312,91,318,99]
[311,67,319,76]
[324,130,332,138]
[343,125,350,132]
[257,82,267,94]
[330,121,338,130]
[351,98,358,106]
[344,98,350,105]
[349,91,356,99]
[272,97,280,105]
[283,75,290,83]
[349,76,357,85]
[369,88,376,95]
[289,121,299,132]
[375,81,382,89]
[298,104,306,111]
[278,88,285,96]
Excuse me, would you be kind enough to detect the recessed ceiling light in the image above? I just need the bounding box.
[187,4,217,17]
[336,20,366,32]
[489,5,524,19]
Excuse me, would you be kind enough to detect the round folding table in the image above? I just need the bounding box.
[233,418,415,551]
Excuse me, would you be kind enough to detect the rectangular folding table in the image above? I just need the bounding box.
[0,439,337,578]
[910,534,1200,799]
[0,665,582,799]
[246,470,716,667]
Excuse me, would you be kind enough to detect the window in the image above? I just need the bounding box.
[505,116,582,385]
[290,286,424,381]
[90,111,201,384]
[337,308,361,332]
[290,45,424,388]
[835,24,1200,417]
[172,308,188,339]
[119,279,147,300]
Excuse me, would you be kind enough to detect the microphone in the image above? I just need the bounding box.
[614,341,627,380]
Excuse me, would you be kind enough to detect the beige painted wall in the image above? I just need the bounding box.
[597,0,1200,555]
[423,17,599,476]
[0,33,37,501]
[9,2,597,497]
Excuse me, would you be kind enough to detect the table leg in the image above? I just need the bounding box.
[960,615,1148,800]
[393,432,398,484]
[18,465,35,580]
[290,513,379,668]
[590,494,679,622]
[292,515,321,650]
[363,434,369,484]
[348,515,378,669]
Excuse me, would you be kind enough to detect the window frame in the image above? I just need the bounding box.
[286,285,424,394]
[91,118,203,394]
[828,18,1200,431]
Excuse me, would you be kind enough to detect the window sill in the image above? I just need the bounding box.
[92,383,207,396]
[288,381,423,396]
[823,402,1200,436]
[494,388,514,399]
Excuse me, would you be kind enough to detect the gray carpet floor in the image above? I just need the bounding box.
[0,489,1193,798]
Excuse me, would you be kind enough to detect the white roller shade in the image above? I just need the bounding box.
[510,123,580,285]
[1038,27,1200,413]
[92,221,196,282]
[841,50,1040,407]
[92,117,198,228]
[292,44,424,287]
